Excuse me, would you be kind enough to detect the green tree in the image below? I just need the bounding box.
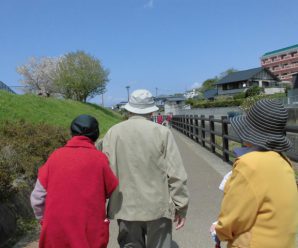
[55,51,109,102]
[219,68,238,79]
[199,77,218,93]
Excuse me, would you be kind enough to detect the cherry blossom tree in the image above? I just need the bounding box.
[17,57,60,96]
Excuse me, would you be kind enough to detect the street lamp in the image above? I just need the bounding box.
[126,86,130,101]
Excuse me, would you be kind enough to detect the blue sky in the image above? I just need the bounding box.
[1,0,298,106]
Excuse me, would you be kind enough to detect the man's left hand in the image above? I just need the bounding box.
[174,215,186,230]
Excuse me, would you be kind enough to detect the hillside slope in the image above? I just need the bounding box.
[0,91,122,247]
[0,90,122,135]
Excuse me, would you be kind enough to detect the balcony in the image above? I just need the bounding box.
[262,53,298,66]
[272,64,298,74]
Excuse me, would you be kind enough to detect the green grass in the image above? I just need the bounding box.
[0,90,122,136]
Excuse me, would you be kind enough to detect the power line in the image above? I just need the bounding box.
[8,85,30,88]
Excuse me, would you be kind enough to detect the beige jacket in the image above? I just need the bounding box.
[102,116,189,221]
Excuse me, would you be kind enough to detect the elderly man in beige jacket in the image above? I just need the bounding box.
[102,89,189,248]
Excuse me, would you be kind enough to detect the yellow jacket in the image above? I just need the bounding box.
[216,151,298,248]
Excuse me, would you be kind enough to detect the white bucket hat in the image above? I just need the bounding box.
[124,89,159,114]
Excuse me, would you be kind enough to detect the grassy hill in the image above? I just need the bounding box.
[0,90,122,135]
[0,90,123,246]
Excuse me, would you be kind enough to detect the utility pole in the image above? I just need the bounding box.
[155,87,158,97]
[126,86,130,101]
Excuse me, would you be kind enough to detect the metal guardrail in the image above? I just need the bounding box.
[0,85,15,94]
[172,115,298,164]
[282,95,298,106]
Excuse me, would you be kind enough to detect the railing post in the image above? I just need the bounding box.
[183,115,186,134]
[201,115,205,147]
[180,115,183,132]
[189,115,192,138]
[186,115,189,137]
[190,115,194,140]
[209,115,215,153]
[194,115,199,143]
[183,116,187,135]
[222,116,229,162]
[172,116,176,130]
[188,115,191,139]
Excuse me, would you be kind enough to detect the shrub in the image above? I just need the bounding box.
[186,98,195,106]
[245,85,263,97]
[0,121,69,201]
[240,93,285,112]
[215,95,233,101]
[191,99,244,108]
[233,92,246,100]
[240,94,265,112]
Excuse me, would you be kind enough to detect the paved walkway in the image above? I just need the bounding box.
[21,129,231,248]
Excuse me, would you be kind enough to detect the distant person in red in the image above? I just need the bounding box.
[166,113,173,128]
[157,112,163,124]
[30,114,118,248]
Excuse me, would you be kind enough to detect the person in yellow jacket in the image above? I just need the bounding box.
[212,99,298,248]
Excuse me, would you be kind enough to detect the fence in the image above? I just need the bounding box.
[282,95,298,106]
[172,115,298,164]
[0,82,15,94]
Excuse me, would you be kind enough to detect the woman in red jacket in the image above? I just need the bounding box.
[31,115,118,248]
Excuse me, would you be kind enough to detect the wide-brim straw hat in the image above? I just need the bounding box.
[124,89,159,114]
[230,99,292,152]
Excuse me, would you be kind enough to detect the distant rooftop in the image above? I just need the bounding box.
[155,95,186,102]
[204,89,218,99]
[262,44,298,58]
[165,96,186,102]
[216,67,266,85]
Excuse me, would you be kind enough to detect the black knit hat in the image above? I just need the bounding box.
[230,99,292,152]
[70,115,99,142]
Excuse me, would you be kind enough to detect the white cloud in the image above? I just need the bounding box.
[144,0,154,8]
[190,82,201,89]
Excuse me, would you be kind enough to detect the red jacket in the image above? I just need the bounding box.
[38,136,118,248]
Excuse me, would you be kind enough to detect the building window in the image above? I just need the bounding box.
[251,81,259,87]
[291,51,297,57]
[222,83,240,90]
[228,83,240,90]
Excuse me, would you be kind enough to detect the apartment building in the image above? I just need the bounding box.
[261,44,298,83]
